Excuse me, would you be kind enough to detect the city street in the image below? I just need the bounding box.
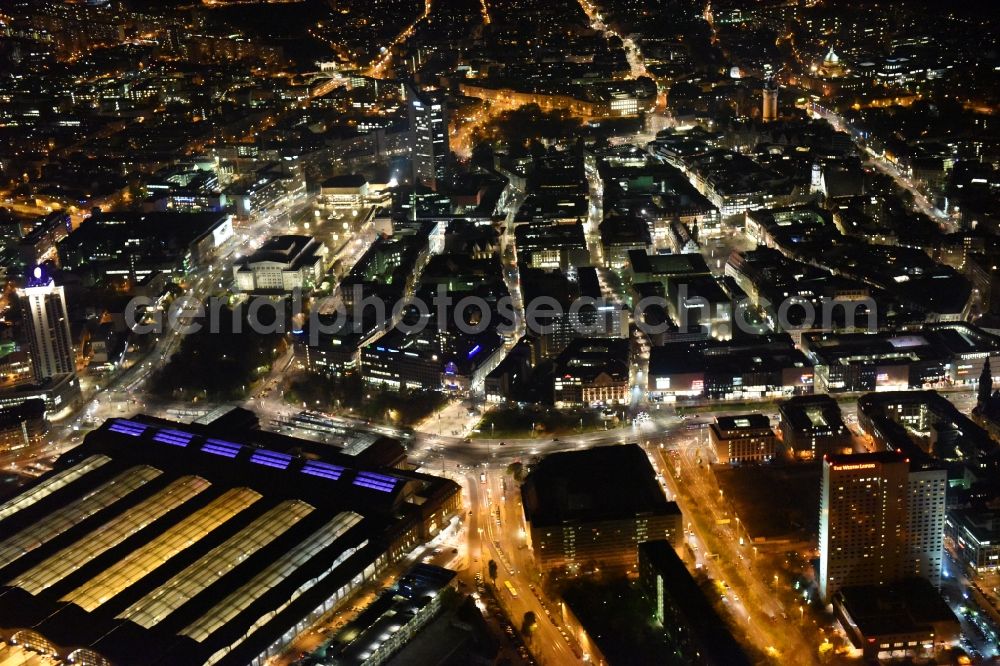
[468,465,588,665]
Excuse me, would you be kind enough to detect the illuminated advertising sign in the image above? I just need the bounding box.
[830,462,876,471]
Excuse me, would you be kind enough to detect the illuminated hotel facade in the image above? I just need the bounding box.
[18,268,75,382]
[0,416,460,666]
[819,452,946,602]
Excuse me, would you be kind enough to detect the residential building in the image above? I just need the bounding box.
[522,445,682,573]
[637,541,751,666]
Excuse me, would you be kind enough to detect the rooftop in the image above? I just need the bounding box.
[521,444,679,527]
[240,234,322,267]
[834,578,958,639]
[638,540,751,666]
[0,416,458,666]
[714,413,773,432]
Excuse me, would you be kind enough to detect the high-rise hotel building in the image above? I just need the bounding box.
[819,452,946,602]
[18,267,75,382]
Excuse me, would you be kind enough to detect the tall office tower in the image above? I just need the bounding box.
[405,82,448,190]
[819,452,947,602]
[762,76,778,122]
[18,266,75,382]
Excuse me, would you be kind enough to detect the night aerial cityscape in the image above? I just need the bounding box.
[0,1,999,665]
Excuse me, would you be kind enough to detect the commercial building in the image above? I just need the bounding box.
[0,373,82,414]
[18,267,75,382]
[225,172,302,221]
[0,399,46,454]
[405,83,448,189]
[678,149,807,219]
[58,211,233,284]
[0,342,32,387]
[301,324,375,379]
[744,206,834,251]
[725,247,876,340]
[833,579,959,660]
[708,414,776,465]
[761,77,778,122]
[521,444,682,573]
[857,390,999,486]
[318,174,370,210]
[338,224,435,311]
[0,415,461,666]
[803,324,1000,393]
[624,250,711,294]
[596,157,720,242]
[947,509,1000,574]
[319,564,456,665]
[143,165,224,213]
[637,540,751,666]
[233,235,327,294]
[647,336,813,402]
[361,327,505,395]
[819,452,947,602]
[514,221,591,270]
[516,155,589,224]
[599,216,651,270]
[777,395,851,460]
[552,338,631,408]
[805,331,945,393]
[523,267,628,360]
[666,274,733,341]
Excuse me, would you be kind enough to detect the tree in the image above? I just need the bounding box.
[505,461,524,482]
[488,559,498,583]
[521,610,538,638]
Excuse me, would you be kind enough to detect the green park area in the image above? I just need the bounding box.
[473,406,620,439]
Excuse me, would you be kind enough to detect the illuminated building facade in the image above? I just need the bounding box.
[819,452,946,602]
[18,268,75,382]
[709,414,776,465]
[522,445,682,573]
[405,83,448,190]
[761,76,778,122]
[232,235,328,294]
